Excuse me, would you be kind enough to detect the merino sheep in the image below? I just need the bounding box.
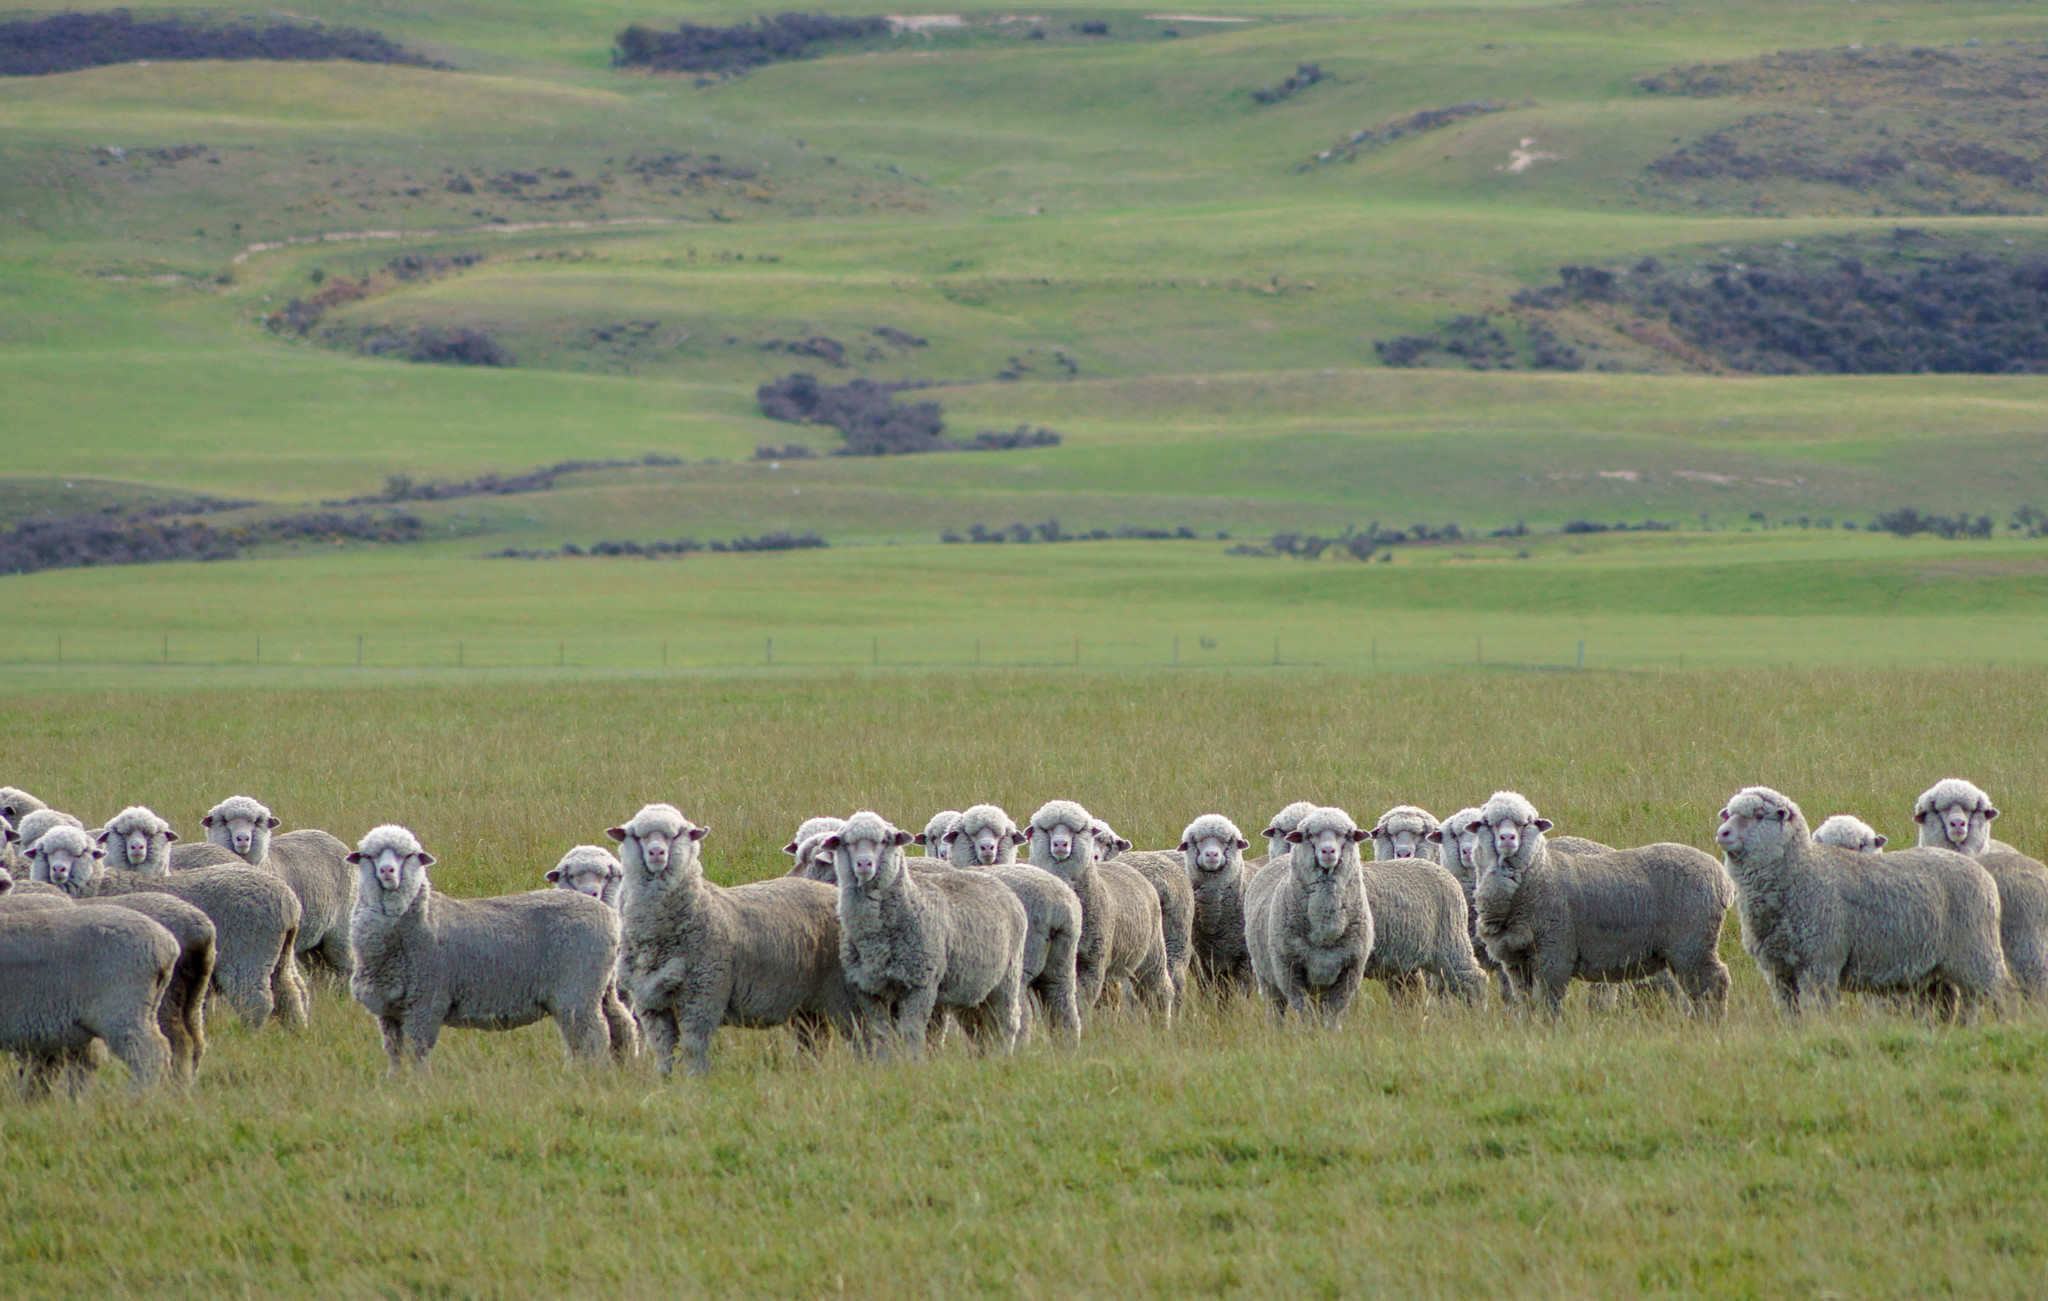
[1473,791,1732,1014]
[1370,805,1442,863]
[1909,780,2048,994]
[66,892,215,1086]
[1244,806,1375,1023]
[613,803,852,1076]
[30,823,306,1030]
[1429,808,1509,995]
[349,825,621,1070]
[1253,800,1320,869]
[0,788,48,837]
[1358,857,1488,1004]
[4,806,82,873]
[784,816,845,861]
[1025,800,1172,1019]
[827,810,1028,1058]
[1718,786,2007,1016]
[784,817,846,882]
[1178,812,1254,993]
[941,805,1081,1042]
[1090,819,1194,1001]
[544,845,640,1055]
[198,795,356,980]
[0,903,177,1098]
[915,810,963,862]
[1814,815,1887,853]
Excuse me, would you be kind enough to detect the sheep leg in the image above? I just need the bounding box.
[554,1003,610,1063]
[103,1021,172,1092]
[219,960,275,1029]
[1793,968,1838,1015]
[601,986,639,1062]
[378,1014,408,1073]
[675,1005,719,1076]
[398,1012,441,1069]
[1039,975,1080,1047]
[1674,959,1731,1017]
[640,1006,681,1076]
[271,946,309,1031]
[984,969,1024,1055]
[891,988,938,1062]
[316,929,356,985]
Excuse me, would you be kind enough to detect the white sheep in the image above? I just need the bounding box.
[1910,779,2048,994]
[1244,806,1374,1023]
[1178,812,1253,993]
[783,817,846,882]
[30,822,306,1030]
[4,806,82,874]
[0,903,178,1097]
[1090,818,1194,1001]
[0,787,47,834]
[613,803,852,1075]
[1717,786,2008,1016]
[544,844,640,1055]
[1813,814,1887,853]
[827,810,1028,1059]
[915,810,963,862]
[942,804,1081,1043]
[1252,800,1320,868]
[349,825,622,1070]
[198,795,356,979]
[1472,791,1733,1014]
[1025,800,1172,1019]
[1370,805,1442,863]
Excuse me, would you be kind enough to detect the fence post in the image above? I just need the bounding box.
[458,642,464,668]
[162,634,169,664]
[661,640,667,668]
[975,638,981,665]
[1371,637,1377,667]
[1073,637,1080,665]
[56,634,62,666]
[557,641,565,667]
[1576,639,1584,670]
[256,636,261,665]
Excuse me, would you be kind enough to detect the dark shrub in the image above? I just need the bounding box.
[612,14,888,74]
[0,10,442,76]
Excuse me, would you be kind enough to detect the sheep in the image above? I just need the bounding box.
[1814,815,1887,853]
[612,803,852,1076]
[4,806,82,873]
[1472,791,1733,1015]
[544,845,640,1056]
[0,903,177,1098]
[1370,805,1442,863]
[1357,857,1488,1005]
[1428,808,1509,994]
[941,804,1082,1042]
[827,810,1029,1058]
[1090,818,1194,1001]
[349,824,621,1070]
[1252,800,1320,868]
[1178,812,1254,993]
[915,810,963,862]
[784,817,845,883]
[198,795,356,980]
[0,787,47,833]
[1717,785,2007,1016]
[1909,779,2048,995]
[1025,800,1172,1019]
[29,822,306,1030]
[1244,806,1375,1023]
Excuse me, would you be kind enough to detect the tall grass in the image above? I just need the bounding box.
[4,670,2046,1296]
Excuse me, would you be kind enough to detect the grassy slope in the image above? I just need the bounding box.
[3,671,2047,1297]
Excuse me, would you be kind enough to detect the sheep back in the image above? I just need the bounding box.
[261,829,357,977]
[0,905,176,1092]
[1974,850,2048,994]
[1356,859,1487,1001]
[87,864,306,1031]
[355,888,619,1034]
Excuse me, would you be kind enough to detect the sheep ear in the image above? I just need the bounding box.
[1263,825,1280,838]
[1285,830,1305,844]
[1873,834,1888,849]
[1177,838,1192,851]
[91,847,105,860]
[0,827,14,845]
[1983,805,1999,821]
[201,813,216,828]
[689,826,710,842]
[163,829,179,843]
[1426,829,1444,843]
[822,835,843,851]
[346,851,363,864]
[93,829,110,844]
[1349,829,1371,843]
[266,816,282,830]
[545,869,561,883]
[1234,837,1249,850]
[1912,809,1930,824]
[1008,829,1029,845]
[414,851,436,868]
[912,833,929,846]
[1533,818,1553,832]
[782,840,800,855]
[1117,836,1132,852]
[889,830,916,848]
[605,826,628,843]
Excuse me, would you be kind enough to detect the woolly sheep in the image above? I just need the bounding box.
[1244,806,1375,1023]
[1813,815,1887,853]
[198,795,356,979]
[827,810,1027,1058]
[1252,801,1320,869]
[1428,808,1508,994]
[784,816,845,862]
[1370,805,1442,863]
[784,817,846,882]
[613,803,852,1075]
[4,806,82,874]
[1718,786,2008,1015]
[544,844,640,1054]
[1178,812,1254,993]
[30,822,306,1030]
[942,805,1081,1042]
[1357,856,1488,1004]
[1025,800,1172,1019]
[915,810,963,862]
[1090,819,1194,1001]
[1909,780,2048,994]
[0,787,48,836]
[0,903,177,1098]
[1473,791,1732,1014]
[349,824,622,1070]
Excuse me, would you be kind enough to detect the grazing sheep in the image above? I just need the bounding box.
[1090,819,1194,1001]
[1178,813,1254,993]
[827,810,1028,1058]
[1244,806,1374,1023]
[349,825,620,1071]
[30,823,306,1030]
[1025,800,1172,1019]
[612,803,852,1076]
[941,805,1081,1042]
[1252,800,1320,869]
[73,892,215,1086]
[544,844,639,1056]
[1718,785,2008,1016]
[0,904,177,1098]
[198,795,356,980]
[1907,780,2048,994]
[1473,791,1732,1015]
[1814,815,1887,853]
[1370,805,1442,863]
[915,810,963,862]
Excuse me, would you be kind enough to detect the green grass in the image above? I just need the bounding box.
[5,670,2048,1297]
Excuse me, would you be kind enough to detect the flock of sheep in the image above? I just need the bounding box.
[0,775,2043,1093]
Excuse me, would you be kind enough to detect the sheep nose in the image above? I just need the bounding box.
[1394,846,1413,858]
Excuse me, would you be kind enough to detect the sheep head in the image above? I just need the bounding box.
[1813,814,1886,854]
[1716,786,1807,862]
[1478,791,1551,869]
[953,804,1025,868]
[25,824,103,897]
[783,816,845,862]
[1179,813,1248,874]
[98,805,178,872]
[914,810,962,862]
[608,803,707,881]
[1913,778,1997,854]
[547,844,624,907]
[350,824,436,916]
[827,810,913,891]
[202,794,279,863]
[1285,806,1368,886]
[1371,805,1440,862]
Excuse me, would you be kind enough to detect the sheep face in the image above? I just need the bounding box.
[1716,791,1799,861]
[203,796,279,863]
[26,827,102,896]
[349,833,436,915]
[98,807,176,871]
[1182,832,1245,873]
[546,847,622,902]
[1042,822,1083,863]
[961,824,1018,867]
[1433,817,1492,876]
[916,812,962,863]
[1090,823,1131,863]
[608,805,706,880]
[827,818,914,890]
[1813,815,1886,854]
[1929,802,1993,851]
[1485,812,1550,862]
[1286,823,1367,882]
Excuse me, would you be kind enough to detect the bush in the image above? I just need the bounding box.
[490,531,826,558]
[0,11,442,76]
[407,328,512,367]
[758,374,1062,456]
[1870,508,1993,539]
[611,14,888,74]
[0,509,424,576]
[325,454,682,507]
[1252,64,1324,105]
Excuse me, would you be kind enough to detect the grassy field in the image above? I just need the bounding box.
[5,670,2048,1297]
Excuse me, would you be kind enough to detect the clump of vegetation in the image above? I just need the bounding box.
[1869,508,1995,539]
[1,509,424,576]
[1307,99,1511,168]
[0,10,444,76]
[1376,314,1581,371]
[1252,64,1324,105]
[1561,520,1675,534]
[488,531,827,558]
[611,13,888,74]
[326,455,684,507]
[757,375,1063,456]
[392,327,514,367]
[941,520,1203,544]
[1231,521,1470,561]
